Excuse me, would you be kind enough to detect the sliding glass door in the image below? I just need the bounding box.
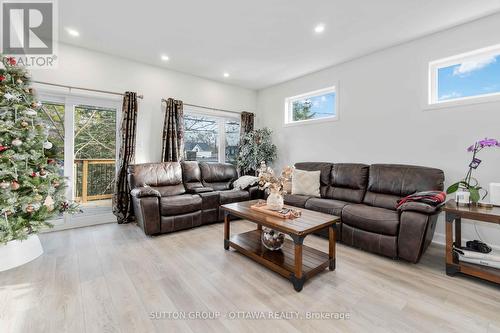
[38,93,121,229]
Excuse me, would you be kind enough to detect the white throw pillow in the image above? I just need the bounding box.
[291,169,321,197]
[232,175,259,190]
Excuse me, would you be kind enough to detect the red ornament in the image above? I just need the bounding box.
[0,145,8,152]
[11,181,20,190]
[30,172,37,177]
[7,57,16,65]
[0,75,5,82]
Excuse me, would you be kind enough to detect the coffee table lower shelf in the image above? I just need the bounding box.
[228,229,331,291]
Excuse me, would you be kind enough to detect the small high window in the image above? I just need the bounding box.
[285,86,337,125]
[429,44,500,105]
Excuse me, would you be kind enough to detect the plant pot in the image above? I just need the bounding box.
[455,190,471,206]
[0,234,43,272]
[266,191,284,211]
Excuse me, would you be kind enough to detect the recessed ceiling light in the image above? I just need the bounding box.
[66,28,80,37]
[314,24,325,34]
[161,55,169,61]
[223,72,230,78]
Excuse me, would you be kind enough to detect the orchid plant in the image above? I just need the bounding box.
[447,138,500,203]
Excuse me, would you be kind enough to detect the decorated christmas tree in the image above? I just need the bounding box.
[0,55,79,244]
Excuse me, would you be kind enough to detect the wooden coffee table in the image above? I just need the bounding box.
[221,200,340,292]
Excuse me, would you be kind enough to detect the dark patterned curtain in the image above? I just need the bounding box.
[161,98,184,162]
[240,111,254,142]
[112,92,138,224]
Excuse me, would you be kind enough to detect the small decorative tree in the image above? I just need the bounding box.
[0,55,79,244]
[237,128,277,175]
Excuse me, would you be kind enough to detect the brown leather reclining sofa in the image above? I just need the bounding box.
[127,161,260,236]
[284,163,444,263]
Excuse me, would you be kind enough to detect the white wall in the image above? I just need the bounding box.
[31,43,257,163]
[256,13,500,246]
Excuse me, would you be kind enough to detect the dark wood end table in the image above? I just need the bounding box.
[221,200,340,292]
[443,199,500,284]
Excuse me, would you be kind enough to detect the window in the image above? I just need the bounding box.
[183,109,240,164]
[429,44,500,105]
[38,93,121,229]
[184,114,219,162]
[285,86,337,125]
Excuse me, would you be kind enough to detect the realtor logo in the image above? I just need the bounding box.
[1,0,58,68]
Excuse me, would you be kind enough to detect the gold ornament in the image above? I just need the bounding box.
[34,194,43,201]
[20,121,29,128]
[52,180,60,188]
[26,204,35,213]
[16,78,23,84]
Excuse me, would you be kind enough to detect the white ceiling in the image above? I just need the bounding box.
[59,0,500,90]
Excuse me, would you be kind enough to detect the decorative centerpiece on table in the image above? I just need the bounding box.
[447,138,500,205]
[257,163,295,251]
[0,55,80,271]
[258,162,294,211]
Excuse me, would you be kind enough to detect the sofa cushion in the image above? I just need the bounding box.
[160,194,202,216]
[283,194,311,208]
[342,204,400,236]
[363,164,445,209]
[200,162,238,191]
[341,223,398,258]
[128,162,183,188]
[182,161,205,191]
[219,190,250,204]
[295,162,332,197]
[325,163,369,203]
[305,198,347,216]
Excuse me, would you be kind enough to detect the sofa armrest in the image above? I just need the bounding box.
[398,210,439,263]
[397,202,443,214]
[130,186,161,198]
[186,187,214,194]
[131,196,161,235]
[248,185,264,200]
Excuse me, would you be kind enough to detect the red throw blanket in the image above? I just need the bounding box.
[397,191,446,208]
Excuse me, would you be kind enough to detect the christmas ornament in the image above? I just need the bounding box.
[60,201,70,211]
[30,171,39,177]
[43,141,53,149]
[0,145,8,152]
[7,57,16,65]
[31,101,41,108]
[20,121,29,127]
[16,78,23,84]
[0,181,10,189]
[11,138,22,146]
[34,194,43,201]
[44,195,55,212]
[25,204,35,213]
[0,75,5,82]
[39,169,48,178]
[10,181,20,190]
[24,109,37,116]
[52,180,60,188]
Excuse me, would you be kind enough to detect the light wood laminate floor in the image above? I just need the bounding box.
[1,221,500,333]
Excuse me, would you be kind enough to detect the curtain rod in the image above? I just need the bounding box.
[32,80,144,99]
[161,98,241,115]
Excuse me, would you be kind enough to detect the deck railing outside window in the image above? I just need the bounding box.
[74,159,115,203]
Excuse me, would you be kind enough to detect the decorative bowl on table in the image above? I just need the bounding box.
[261,228,285,251]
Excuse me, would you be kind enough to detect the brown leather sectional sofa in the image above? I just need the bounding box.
[128,161,260,236]
[284,163,444,263]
